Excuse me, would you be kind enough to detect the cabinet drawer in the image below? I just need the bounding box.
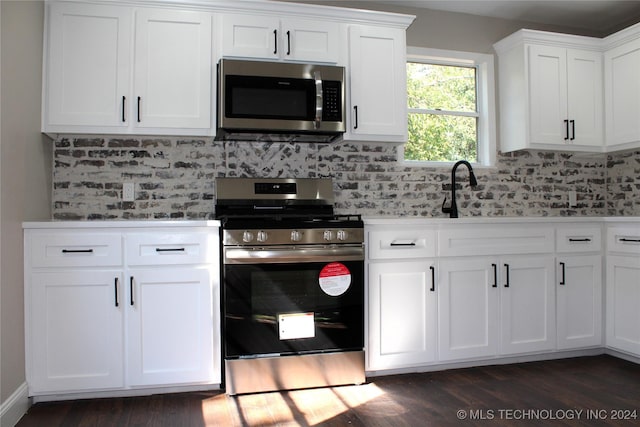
[29,233,122,268]
[125,232,213,266]
[438,226,554,257]
[607,226,640,254]
[368,228,436,260]
[556,227,602,253]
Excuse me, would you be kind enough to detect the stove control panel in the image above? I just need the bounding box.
[223,228,364,246]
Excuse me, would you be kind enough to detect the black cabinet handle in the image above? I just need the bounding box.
[430,266,435,292]
[569,238,591,242]
[504,264,510,288]
[122,96,126,122]
[130,276,135,306]
[354,106,358,129]
[273,29,277,54]
[564,119,569,140]
[286,30,291,55]
[137,96,141,122]
[62,249,93,254]
[390,242,416,247]
[492,263,497,288]
[570,120,575,140]
[559,262,566,285]
[620,238,640,243]
[155,247,186,252]
[114,277,119,307]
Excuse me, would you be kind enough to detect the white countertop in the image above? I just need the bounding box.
[363,216,640,225]
[22,217,640,229]
[23,220,221,229]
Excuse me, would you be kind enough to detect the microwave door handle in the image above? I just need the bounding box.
[314,71,322,129]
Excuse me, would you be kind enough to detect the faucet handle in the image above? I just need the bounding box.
[442,197,452,213]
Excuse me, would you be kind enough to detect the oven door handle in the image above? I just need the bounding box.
[224,246,364,264]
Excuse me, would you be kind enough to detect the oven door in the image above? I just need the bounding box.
[222,245,364,359]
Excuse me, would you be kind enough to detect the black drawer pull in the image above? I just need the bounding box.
[504,264,510,288]
[620,238,640,243]
[390,242,416,247]
[155,248,186,252]
[430,266,435,292]
[492,263,497,288]
[130,276,135,306]
[62,249,94,254]
[569,238,591,242]
[114,277,119,307]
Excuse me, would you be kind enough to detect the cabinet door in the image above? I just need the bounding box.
[134,9,212,131]
[29,271,124,393]
[45,2,131,129]
[368,261,437,370]
[500,256,556,355]
[127,268,214,386]
[282,18,339,63]
[605,38,640,148]
[567,49,603,147]
[528,45,567,145]
[606,255,640,355]
[438,258,499,361]
[346,25,407,142]
[221,13,280,59]
[557,255,602,349]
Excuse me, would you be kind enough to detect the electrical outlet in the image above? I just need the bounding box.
[569,190,577,208]
[123,182,135,202]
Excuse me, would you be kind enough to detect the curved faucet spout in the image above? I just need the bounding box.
[442,160,478,218]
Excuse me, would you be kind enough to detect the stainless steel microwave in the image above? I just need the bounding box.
[216,59,345,142]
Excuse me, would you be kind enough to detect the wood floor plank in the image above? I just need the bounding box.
[16,355,640,426]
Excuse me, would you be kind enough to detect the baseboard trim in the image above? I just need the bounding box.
[0,382,29,427]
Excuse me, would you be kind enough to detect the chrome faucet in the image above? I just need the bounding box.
[442,160,478,218]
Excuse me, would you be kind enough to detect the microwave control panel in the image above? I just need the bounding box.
[322,81,342,122]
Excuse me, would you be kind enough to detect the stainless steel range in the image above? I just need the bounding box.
[215,177,365,395]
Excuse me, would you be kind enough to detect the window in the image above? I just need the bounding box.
[402,47,496,166]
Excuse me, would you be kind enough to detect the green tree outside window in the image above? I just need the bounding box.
[406,62,479,163]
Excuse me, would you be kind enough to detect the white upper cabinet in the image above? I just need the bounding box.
[345,25,408,142]
[133,9,212,131]
[44,2,132,130]
[494,30,603,153]
[221,13,340,63]
[604,36,640,150]
[43,2,213,136]
[528,46,603,148]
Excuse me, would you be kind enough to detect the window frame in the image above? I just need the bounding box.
[401,47,497,167]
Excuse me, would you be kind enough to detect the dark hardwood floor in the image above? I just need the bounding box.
[16,355,640,426]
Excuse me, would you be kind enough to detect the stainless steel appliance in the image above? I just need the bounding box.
[215,177,365,395]
[216,59,345,142]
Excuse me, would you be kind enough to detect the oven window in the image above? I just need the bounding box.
[223,261,364,358]
[226,75,314,120]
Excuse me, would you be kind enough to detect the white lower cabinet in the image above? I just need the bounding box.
[24,225,220,397]
[29,270,125,393]
[368,261,437,370]
[437,258,498,361]
[437,256,555,361]
[556,255,603,349]
[127,268,214,387]
[606,255,640,355]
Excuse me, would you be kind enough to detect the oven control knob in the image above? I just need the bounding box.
[323,230,334,241]
[242,231,254,243]
[337,230,348,241]
[257,230,268,243]
[291,230,302,242]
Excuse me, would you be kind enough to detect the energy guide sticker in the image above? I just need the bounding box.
[319,262,351,296]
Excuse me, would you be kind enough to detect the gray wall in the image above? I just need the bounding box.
[1,0,49,405]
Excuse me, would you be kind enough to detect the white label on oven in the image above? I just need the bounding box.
[279,312,315,340]
[319,262,351,296]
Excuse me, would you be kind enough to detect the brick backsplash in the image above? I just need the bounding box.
[51,136,638,220]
